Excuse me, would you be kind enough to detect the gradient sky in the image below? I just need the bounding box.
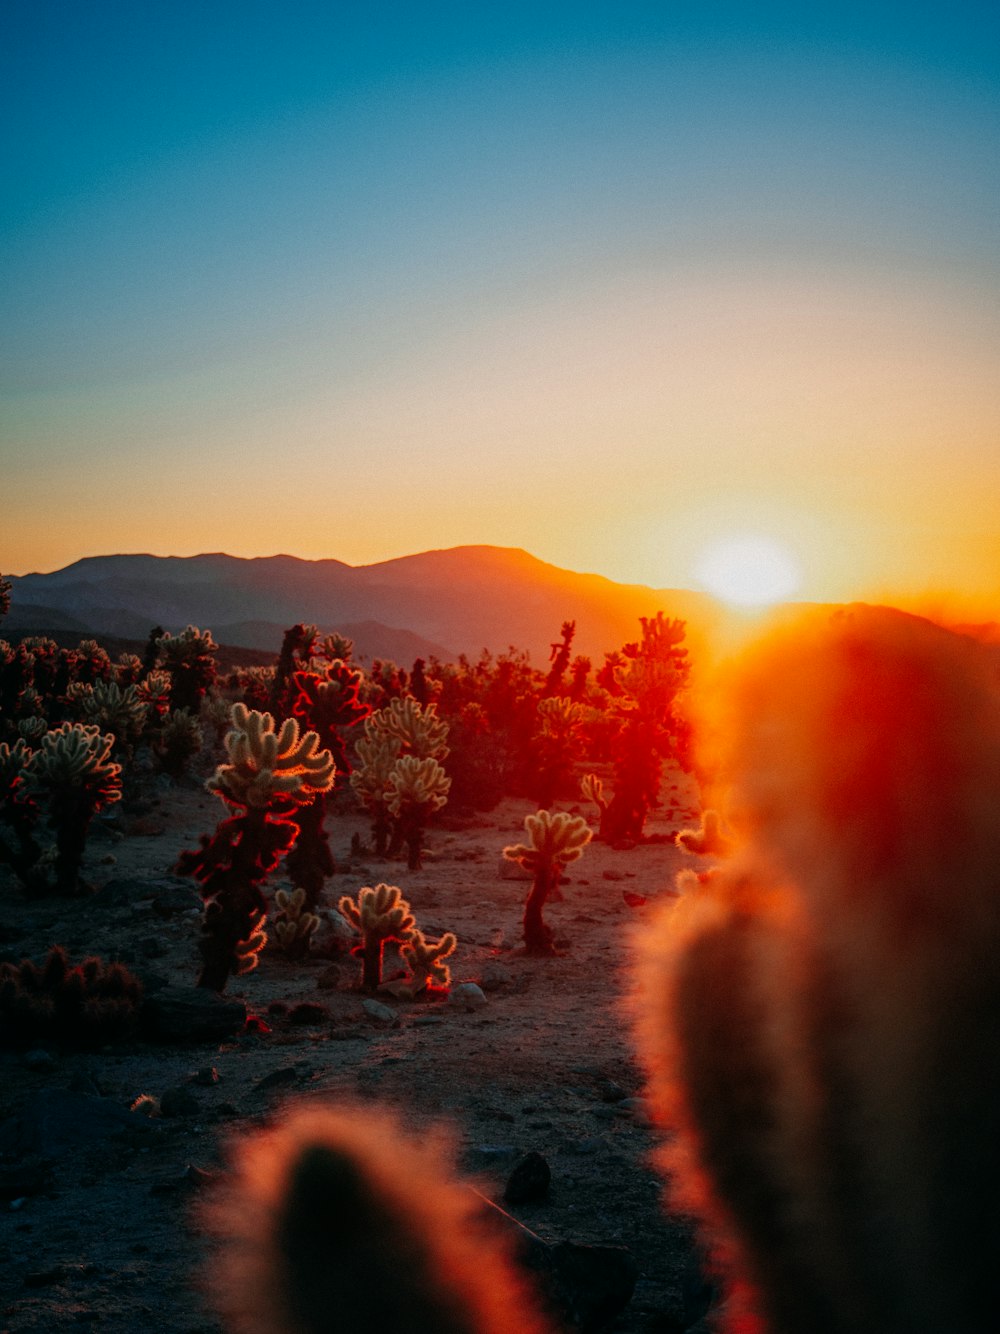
[3,2,998,611]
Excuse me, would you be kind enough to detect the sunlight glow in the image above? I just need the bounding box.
[693,535,803,608]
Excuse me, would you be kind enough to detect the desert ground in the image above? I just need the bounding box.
[0,761,712,1334]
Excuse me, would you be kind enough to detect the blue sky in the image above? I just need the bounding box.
[2,2,998,609]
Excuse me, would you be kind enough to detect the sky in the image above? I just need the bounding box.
[2,2,998,613]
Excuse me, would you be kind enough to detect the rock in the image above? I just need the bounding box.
[361,998,398,1026]
[504,1151,551,1205]
[316,964,342,990]
[287,1001,329,1026]
[451,982,487,1011]
[141,986,247,1043]
[255,1066,300,1092]
[22,1048,56,1072]
[191,1067,220,1087]
[160,1086,200,1118]
[1,1090,144,1158]
[477,964,509,993]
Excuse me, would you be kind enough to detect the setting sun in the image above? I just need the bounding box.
[693,534,803,608]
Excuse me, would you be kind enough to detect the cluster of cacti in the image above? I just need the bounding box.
[351,698,451,867]
[177,704,335,991]
[271,886,321,958]
[531,694,584,808]
[503,808,592,954]
[0,945,143,1049]
[65,679,149,754]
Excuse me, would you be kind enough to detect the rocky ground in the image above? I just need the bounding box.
[0,767,714,1334]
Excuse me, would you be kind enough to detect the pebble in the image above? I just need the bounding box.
[361,998,398,1025]
[450,982,487,1011]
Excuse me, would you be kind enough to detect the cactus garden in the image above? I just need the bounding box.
[1,597,997,1334]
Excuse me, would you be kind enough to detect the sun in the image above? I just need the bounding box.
[693,534,803,608]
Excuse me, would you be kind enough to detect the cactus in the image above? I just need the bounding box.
[580,772,608,822]
[66,679,149,753]
[503,809,592,955]
[675,809,733,857]
[0,738,46,893]
[381,928,458,999]
[532,695,584,808]
[386,754,450,870]
[271,887,320,958]
[633,607,1000,1334]
[201,1103,552,1334]
[350,732,403,855]
[21,723,122,895]
[178,704,334,991]
[337,883,416,991]
[156,625,218,713]
[136,669,173,725]
[368,695,450,760]
[0,945,142,1049]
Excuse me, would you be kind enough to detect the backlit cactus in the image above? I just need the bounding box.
[66,679,149,752]
[503,809,592,955]
[368,695,449,760]
[386,753,451,870]
[634,607,1000,1334]
[337,882,416,991]
[272,887,320,958]
[675,808,733,857]
[350,733,402,854]
[156,624,218,713]
[179,705,335,991]
[14,724,122,895]
[381,928,458,999]
[202,1103,552,1334]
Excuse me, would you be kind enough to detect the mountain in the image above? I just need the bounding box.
[7,546,721,663]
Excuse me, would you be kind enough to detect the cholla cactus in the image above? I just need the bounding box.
[178,705,335,992]
[17,716,47,744]
[337,883,416,991]
[0,945,143,1049]
[66,680,148,752]
[291,659,370,776]
[533,695,584,808]
[350,734,402,855]
[271,887,320,958]
[675,809,733,857]
[634,608,1000,1334]
[0,738,45,894]
[581,772,608,822]
[136,669,173,724]
[201,692,237,746]
[114,652,144,684]
[202,1103,552,1334]
[209,704,334,810]
[368,696,449,760]
[69,639,112,686]
[156,625,218,712]
[155,708,204,778]
[320,631,354,660]
[381,928,457,999]
[386,754,450,870]
[21,723,121,895]
[503,809,592,955]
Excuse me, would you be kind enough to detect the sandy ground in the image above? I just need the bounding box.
[0,765,710,1333]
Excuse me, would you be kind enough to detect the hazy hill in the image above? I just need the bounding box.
[8,546,721,663]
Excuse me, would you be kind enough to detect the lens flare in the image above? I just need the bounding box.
[693,535,802,608]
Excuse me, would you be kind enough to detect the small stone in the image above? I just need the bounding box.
[255,1066,300,1092]
[451,982,487,1011]
[504,1151,551,1205]
[468,1144,517,1166]
[477,964,508,993]
[602,869,624,881]
[361,998,399,1025]
[191,1067,219,1087]
[316,964,342,990]
[160,1086,200,1118]
[287,1001,329,1026]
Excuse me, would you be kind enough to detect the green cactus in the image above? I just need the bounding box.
[337,882,416,991]
[65,679,149,753]
[503,809,592,955]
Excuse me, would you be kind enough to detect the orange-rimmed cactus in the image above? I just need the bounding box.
[503,809,592,955]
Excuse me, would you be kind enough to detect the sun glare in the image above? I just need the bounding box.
[693,534,803,608]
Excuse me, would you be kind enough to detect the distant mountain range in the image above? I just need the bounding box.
[5,546,721,664]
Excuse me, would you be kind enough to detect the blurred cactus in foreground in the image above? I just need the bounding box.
[634,607,1000,1334]
[503,809,592,955]
[202,1103,552,1334]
